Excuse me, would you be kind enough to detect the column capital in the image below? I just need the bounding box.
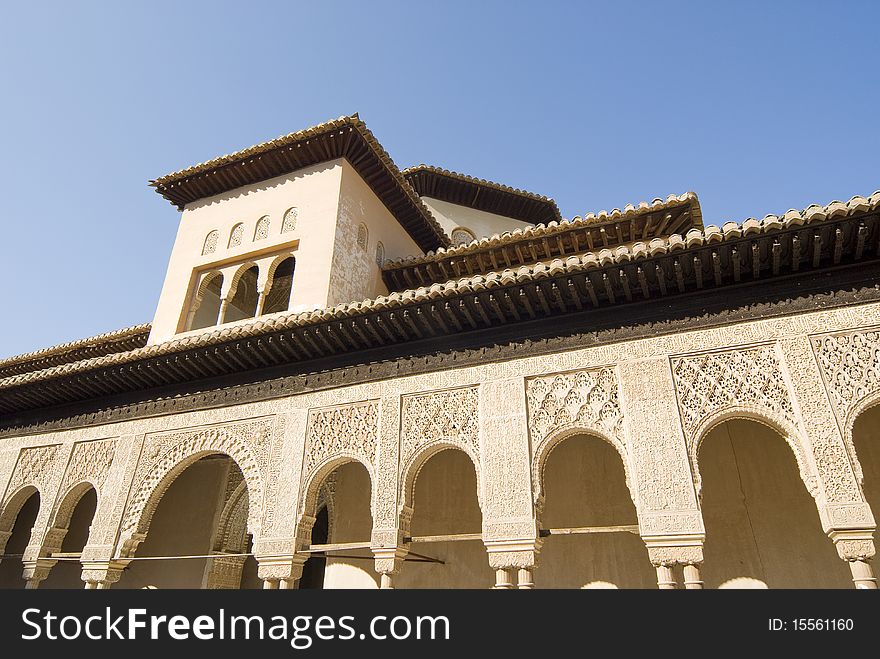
[484,537,541,571]
[830,529,876,561]
[644,534,704,567]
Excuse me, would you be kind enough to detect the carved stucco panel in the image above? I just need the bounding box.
[670,343,820,500]
[481,378,533,528]
[618,357,699,520]
[302,400,378,478]
[401,386,480,468]
[812,328,880,487]
[778,336,863,507]
[117,418,273,557]
[374,395,402,531]
[526,367,624,504]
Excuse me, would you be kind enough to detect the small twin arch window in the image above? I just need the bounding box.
[356,223,369,251]
[451,227,475,246]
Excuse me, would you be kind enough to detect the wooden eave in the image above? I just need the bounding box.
[1,206,878,418]
[150,116,450,253]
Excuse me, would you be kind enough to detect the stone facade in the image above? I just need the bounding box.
[1,300,879,588]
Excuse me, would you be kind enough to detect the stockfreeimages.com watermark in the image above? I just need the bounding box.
[21,607,450,649]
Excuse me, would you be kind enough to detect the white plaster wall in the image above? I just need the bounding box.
[326,161,424,307]
[421,197,533,242]
[149,161,345,345]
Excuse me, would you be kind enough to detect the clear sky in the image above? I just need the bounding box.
[1,1,877,358]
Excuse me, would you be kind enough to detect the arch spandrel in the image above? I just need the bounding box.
[116,419,272,559]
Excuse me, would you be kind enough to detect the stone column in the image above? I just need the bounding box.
[832,532,878,589]
[646,540,704,590]
[480,377,541,590]
[217,299,230,325]
[255,537,307,591]
[372,528,409,590]
[81,561,126,589]
[22,558,55,589]
[255,290,267,317]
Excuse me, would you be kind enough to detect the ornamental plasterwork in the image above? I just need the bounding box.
[812,329,880,487]
[49,438,118,531]
[526,367,624,501]
[254,216,270,241]
[118,418,273,556]
[303,400,379,480]
[202,230,219,255]
[671,344,821,499]
[401,387,480,467]
[228,222,244,248]
[4,444,64,497]
[282,207,297,233]
[672,344,797,444]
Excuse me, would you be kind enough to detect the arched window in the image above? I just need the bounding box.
[254,216,270,241]
[202,230,219,255]
[451,227,475,246]
[375,241,385,267]
[263,257,295,315]
[225,265,259,322]
[282,207,298,233]
[228,223,244,248]
[356,223,368,251]
[190,272,223,330]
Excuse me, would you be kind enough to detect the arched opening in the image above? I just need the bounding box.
[191,273,223,330]
[0,491,40,589]
[307,461,376,589]
[42,487,97,589]
[299,505,329,589]
[225,266,259,323]
[535,434,654,588]
[117,455,253,589]
[263,257,295,315]
[396,448,490,588]
[699,418,851,588]
[852,404,880,543]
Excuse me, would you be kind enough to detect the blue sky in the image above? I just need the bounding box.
[1,1,877,358]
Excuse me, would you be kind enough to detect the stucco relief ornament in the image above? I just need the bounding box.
[672,345,797,443]
[814,331,880,421]
[303,401,379,476]
[401,387,480,467]
[282,207,298,233]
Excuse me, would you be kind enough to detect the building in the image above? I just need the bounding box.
[0,114,878,589]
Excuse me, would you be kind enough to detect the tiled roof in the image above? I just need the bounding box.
[150,114,451,253]
[1,190,877,411]
[403,164,561,224]
[0,323,151,379]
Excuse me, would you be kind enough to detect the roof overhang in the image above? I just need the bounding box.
[403,165,561,225]
[150,115,451,253]
[1,192,877,421]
